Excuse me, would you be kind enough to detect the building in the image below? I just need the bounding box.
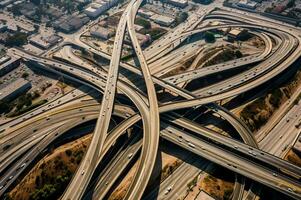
[0,56,21,76]
[84,0,118,18]
[53,14,90,33]
[29,34,61,49]
[138,9,155,19]
[150,14,175,27]
[90,25,114,40]
[0,78,31,101]
[136,33,151,47]
[237,0,257,10]
[0,0,14,8]
[134,24,144,32]
[228,28,248,40]
[195,190,215,200]
[0,56,10,65]
[167,0,188,8]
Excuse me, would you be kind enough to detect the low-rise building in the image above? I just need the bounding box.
[195,190,215,200]
[90,25,114,40]
[167,0,188,8]
[136,33,151,47]
[84,0,118,18]
[29,34,61,49]
[53,14,90,33]
[138,9,155,19]
[0,78,31,101]
[150,14,175,27]
[0,0,14,8]
[0,55,10,65]
[0,56,21,76]
[237,0,257,10]
[228,28,248,40]
[134,24,144,32]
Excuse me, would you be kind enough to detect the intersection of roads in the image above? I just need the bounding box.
[1,0,301,200]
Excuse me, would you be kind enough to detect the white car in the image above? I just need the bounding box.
[128,153,133,159]
[188,142,195,148]
[164,186,172,195]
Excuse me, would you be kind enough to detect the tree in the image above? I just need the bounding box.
[22,72,29,78]
[30,0,41,6]
[5,33,28,47]
[287,0,295,8]
[11,6,21,16]
[80,48,89,56]
[135,18,151,29]
[235,50,243,58]
[204,32,215,43]
[0,101,9,113]
[77,2,88,11]
[178,12,188,22]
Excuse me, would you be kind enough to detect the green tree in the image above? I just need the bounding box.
[177,12,188,24]
[0,100,9,113]
[135,18,151,29]
[287,0,295,8]
[5,33,28,47]
[235,50,243,58]
[22,72,29,78]
[30,0,41,6]
[204,31,215,43]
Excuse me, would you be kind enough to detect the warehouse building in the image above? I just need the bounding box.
[167,0,188,8]
[29,34,61,49]
[0,78,31,101]
[138,9,155,19]
[84,0,118,18]
[0,56,21,76]
[90,25,115,40]
[150,14,175,27]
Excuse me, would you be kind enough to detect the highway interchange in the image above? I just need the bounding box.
[1,0,301,200]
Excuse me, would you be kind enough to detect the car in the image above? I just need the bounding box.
[288,188,293,192]
[20,163,26,168]
[188,142,195,148]
[164,186,172,195]
[8,176,13,180]
[272,173,277,177]
[128,153,133,159]
[81,170,85,175]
